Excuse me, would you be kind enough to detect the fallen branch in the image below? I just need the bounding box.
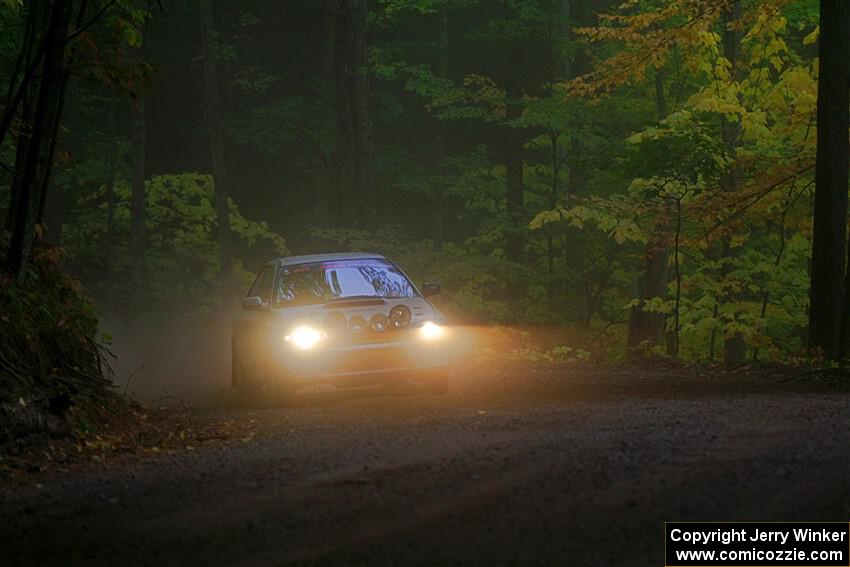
[123,364,145,397]
[151,386,188,411]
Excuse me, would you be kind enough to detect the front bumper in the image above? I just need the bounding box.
[275,338,451,381]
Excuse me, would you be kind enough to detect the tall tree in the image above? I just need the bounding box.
[4,61,37,234]
[39,73,80,246]
[543,0,569,307]
[330,0,356,227]
[719,1,746,363]
[432,4,448,250]
[126,11,151,331]
[809,0,850,359]
[567,0,592,197]
[200,0,233,282]
[329,0,375,229]
[0,0,43,153]
[503,2,525,265]
[627,68,670,354]
[568,0,598,327]
[6,0,73,280]
[129,82,146,318]
[313,4,338,226]
[349,0,375,228]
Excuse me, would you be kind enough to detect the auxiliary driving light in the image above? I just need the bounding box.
[349,315,367,334]
[389,304,411,328]
[370,313,390,332]
[284,326,323,349]
[419,321,445,341]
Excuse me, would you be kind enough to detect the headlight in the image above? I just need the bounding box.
[419,321,445,341]
[284,326,323,349]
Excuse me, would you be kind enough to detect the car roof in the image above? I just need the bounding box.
[273,252,387,267]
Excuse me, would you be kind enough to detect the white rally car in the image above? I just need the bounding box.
[232,253,451,397]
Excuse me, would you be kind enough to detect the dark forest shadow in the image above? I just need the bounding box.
[210,380,433,410]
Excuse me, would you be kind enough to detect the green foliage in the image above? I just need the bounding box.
[62,172,287,317]
[0,238,114,438]
[2,0,832,377]
[527,0,820,361]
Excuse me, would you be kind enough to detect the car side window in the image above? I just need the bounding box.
[248,267,275,303]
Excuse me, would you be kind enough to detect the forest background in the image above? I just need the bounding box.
[2,0,847,401]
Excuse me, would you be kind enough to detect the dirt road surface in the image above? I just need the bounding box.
[2,363,850,566]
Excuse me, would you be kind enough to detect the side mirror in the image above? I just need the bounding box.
[421,282,442,298]
[241,296,268,311]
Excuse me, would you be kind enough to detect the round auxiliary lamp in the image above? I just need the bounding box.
[370,313,390,332]
[348,315,368,334]
[323,311,348,337]
[389,304,411,329]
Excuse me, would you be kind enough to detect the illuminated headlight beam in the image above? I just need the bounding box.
[285,326,323,349]
[419,321,445,341]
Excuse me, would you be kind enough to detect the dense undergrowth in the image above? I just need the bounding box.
[0,238,118,449]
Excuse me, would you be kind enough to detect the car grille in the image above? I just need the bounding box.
[332,347,409,374]
[328,328,410,345]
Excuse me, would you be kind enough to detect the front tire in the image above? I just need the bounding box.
[269,371,298,403]
[231,344,250,392]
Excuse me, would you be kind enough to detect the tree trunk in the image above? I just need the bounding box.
[38,69,77,245]
[544,0,568,309]
[129,91,146,320]
[567,0,592,198]
[627,68,670,353]
[331,0,356,227]
[5,85,36,233]
[314,5,337,226]
[671,197,683,356]
[843,216,850,359]
[329,0,374,229]
[627,219,670,351]
[4,1,42,232]
[753,216,788,361]
[504,5,524,266]
[546,130,560,311]
[719,2,747,363]
[6,0,72,280]
[0,0,46,152]
[123,5,150,331]
[200,0,233,282]
[104,99,119,321]
[811,0,850,359]
[432,6,448,250]
[349,0,375,229]
[565,0,595,326]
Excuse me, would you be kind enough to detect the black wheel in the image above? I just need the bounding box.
[231,344,250,392]
[261,366,297,404]
[270,377,297,403]
[425,368,449,395]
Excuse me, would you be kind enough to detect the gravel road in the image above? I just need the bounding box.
[2,364,850,566]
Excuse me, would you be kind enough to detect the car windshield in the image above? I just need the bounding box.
[274,258,417,307]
